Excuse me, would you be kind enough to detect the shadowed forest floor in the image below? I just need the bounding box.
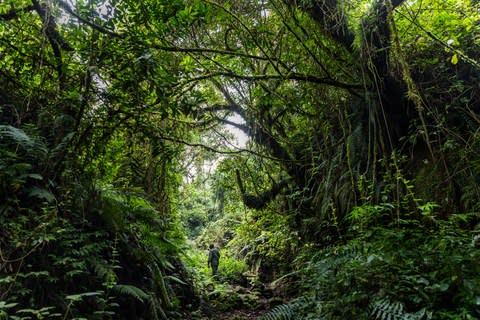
[188,282,282,320]
[195,308,265,320]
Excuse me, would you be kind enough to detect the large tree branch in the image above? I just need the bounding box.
[157,134,283,161]
[200,103,236,113]
[219,118,250,135]
[298,0,355,51]
[211,81,248,118]
[151,44,279,62]
[210,82,295,164]
[296,0,406,53]
[177,71,362,90]
[195,103,249,134]
[235,169,291,210]
[159,135,244,155]
[365,0,407,75]
[32,0,72,86]
[32,0,72,51]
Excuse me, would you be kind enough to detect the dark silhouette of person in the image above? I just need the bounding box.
[207,244,220,276]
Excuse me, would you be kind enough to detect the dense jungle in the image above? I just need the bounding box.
[1,0,480,319]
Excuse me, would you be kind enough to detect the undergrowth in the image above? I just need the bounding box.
[0,125,194,319]
[261,207,480,320]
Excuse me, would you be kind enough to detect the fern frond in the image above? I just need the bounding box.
[92,259,117,286]
[147,295,169,320]
[260,296,320,320]
[0,125,48,160]
[337,240,366,259]
[112,284,149,303]
[48,131,75,161]
[369,298,426,320]
[149,263,173,309]
[0,125,35,148]
[260,303,294,320]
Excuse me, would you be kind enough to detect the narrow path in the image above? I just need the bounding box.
[189,282,275,320]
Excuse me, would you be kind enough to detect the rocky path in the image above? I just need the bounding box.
[187,282,281,320]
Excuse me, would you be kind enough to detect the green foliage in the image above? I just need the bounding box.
[0,177,187,318]
[0,122,186,319]
[178,184,215,239]
[218,256,248,283]
[273,204,480,320]
[0,125,53,214]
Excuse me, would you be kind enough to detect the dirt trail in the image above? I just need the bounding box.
[188,283,274,320]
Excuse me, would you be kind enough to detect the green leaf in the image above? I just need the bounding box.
[66,291,102,301]
[0,301,18,309]
[451,54,458,65]
[26,173,43,180]
[19,271,49,278]
[112,284,149,302]
[0,276,15,284]
[165,275,187,285]
[27,187,55,202]
[180,55,195,72]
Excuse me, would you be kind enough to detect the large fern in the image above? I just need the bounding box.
[260,303,295,320]
[259,297,322,320]
[80,184,178,318]
[369,298,428,320]
[112,284,150,303]
[0,125,48,161]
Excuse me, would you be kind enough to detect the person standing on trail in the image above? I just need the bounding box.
[207,244,220,276]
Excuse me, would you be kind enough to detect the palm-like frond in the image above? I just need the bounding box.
[0,125,48,161]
